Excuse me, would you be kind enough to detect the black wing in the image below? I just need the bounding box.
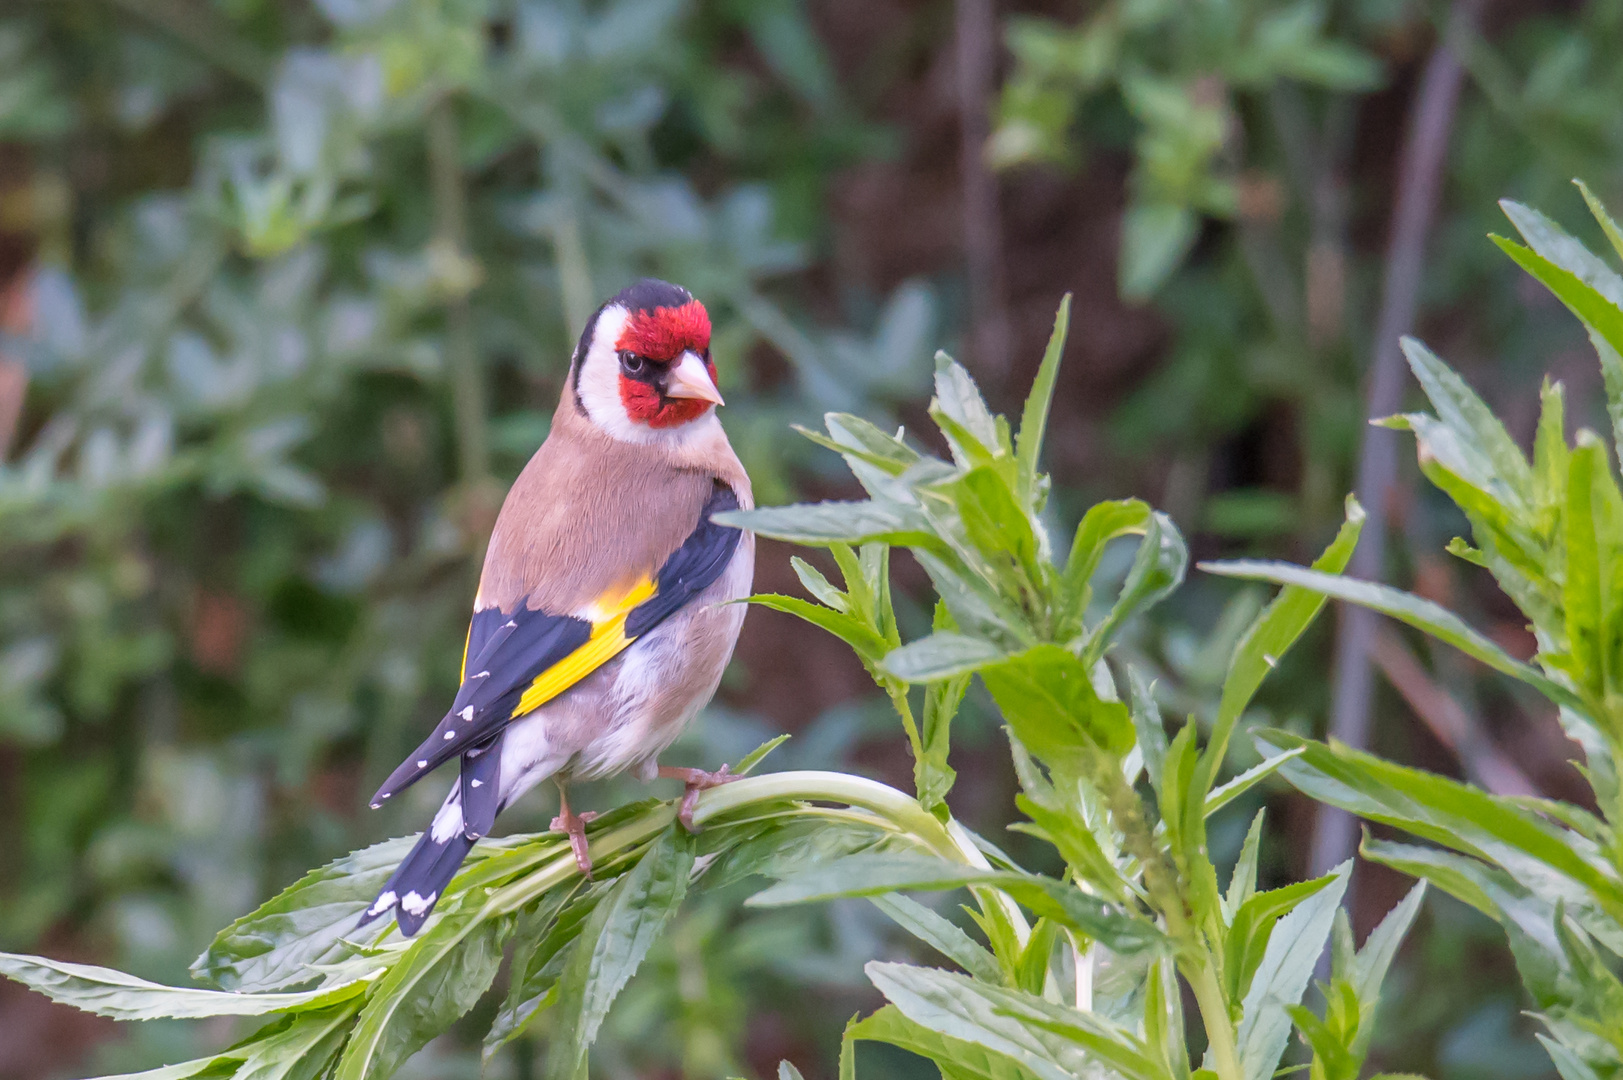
[369,482,743,808]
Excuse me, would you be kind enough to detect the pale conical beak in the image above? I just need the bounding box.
[663,351,724,406]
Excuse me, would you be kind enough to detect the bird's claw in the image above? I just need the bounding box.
[550,808,600,877]
[658,763,737,833]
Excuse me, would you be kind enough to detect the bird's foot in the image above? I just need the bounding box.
[550,807,600,877]
[657,764,737,833]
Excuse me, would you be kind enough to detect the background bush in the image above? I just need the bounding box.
[3,1,1623,1078]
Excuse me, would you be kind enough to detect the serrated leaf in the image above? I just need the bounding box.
[1223,810,1266,923]
[850,1003,1042,1080]
[866,963,1166,1080]
[335,904,511,1080]
[1493,236,1623,371]
[1197,561,1589,716]
[933,354,1002,463]
[748,851,1161,953]
[545,827,695,1079]
[1224,872,1338,1003]
[0,953,372,1021]
[1195,496,1362,803]
[718,500,939,550]
[1353,882,1426,1002]
[1234,861,1350,1080]
[1015,295,1071,503]
[196,835,418,991]
[871,893,1003,984]
[742,593,889,661]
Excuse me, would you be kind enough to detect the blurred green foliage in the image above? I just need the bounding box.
[5,0,1623,1077]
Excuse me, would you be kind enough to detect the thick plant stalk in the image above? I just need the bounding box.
[1317,0,1483,877]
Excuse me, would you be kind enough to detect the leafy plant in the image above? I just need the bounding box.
[0,299,1424,1078]
[1204,183,1623,1080]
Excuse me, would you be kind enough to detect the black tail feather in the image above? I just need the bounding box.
[357,826,476,937]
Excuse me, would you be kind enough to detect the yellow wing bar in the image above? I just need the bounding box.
[513,577,656,718]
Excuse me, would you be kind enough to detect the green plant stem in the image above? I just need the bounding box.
[427,97,489,487]
[1190,962,1243,1080]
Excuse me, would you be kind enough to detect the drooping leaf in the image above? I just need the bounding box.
[748,851,1161,954]
[1223,872,1338,1003]
[335,905,512,1080]
[1198,561,1589,715]
[1083,512,1187,664]
[743,593,889,662]
[883,631,1008,682]
[545,827,695,1080]
[979,644,1136,765]
[718,500,939,550]
[870,893,1003,984]
[196,835,418,991]
[1261,732,1623,931]
[0,952,372,1021]
[866,962,1168,1080]
[1234,861,1350,1080]
[849,1003,1043,1080]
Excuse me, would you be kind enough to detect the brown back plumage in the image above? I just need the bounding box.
[476,378,752,615]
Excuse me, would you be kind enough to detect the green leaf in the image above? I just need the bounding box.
[545,827,695,1080]
[0,953,372,1021]
[1195,496,1362,802]
[336,904,511,1080]
[484,885,599,1059]
[870,893,1003,984]
[1120,201,1198,300]
[1083,511,1187,665]
[1399,337,1535,507]
[779,1061,806,1080]
[866,962,1168,1080]
[1128,666,1168,799]
[742,593,889,662]
[1262,732,1623,931]
[196,835,418,991]
[1204,747,1305,819]
[918,603,973,811]
[1575,179,1623,267]
[979,644,1136,764]
[1353,882,1426,1003]
[1015,295,1071,503]
[932,354,1003,463]
[883,631,1008,682]
[1012,792,1128,905]
[1223,810,1266,923]
[1196,561,1589,715]
[1561,435,1623,704]
[1492,236,1623,367]
[791,556,849,611]
[1223,872,1338,1003]
[949,465,1045,590]
[1234,861,1350,1080]
[748,852,1161,954]
[734,734,792,776]
[850,1003,1043,1080]
[718,500,939,550]
[1501,199,1623,308]
[1061,499,1152,625]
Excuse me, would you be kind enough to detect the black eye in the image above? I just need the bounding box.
[619,352,647,376]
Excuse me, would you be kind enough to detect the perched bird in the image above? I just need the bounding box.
[360,279,754,936]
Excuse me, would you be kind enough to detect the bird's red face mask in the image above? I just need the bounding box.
[614,301,722,429]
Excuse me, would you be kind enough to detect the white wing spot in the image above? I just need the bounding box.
[470,779,483,788]
[504,620,517,629]
[473,671,490,679]
[401,890,436,916]
[460,706,474,721]
[368,890,397,916]
[417,760,428,769]
[444,731,456,740]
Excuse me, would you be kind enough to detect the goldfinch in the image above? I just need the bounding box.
[361,279,754,936]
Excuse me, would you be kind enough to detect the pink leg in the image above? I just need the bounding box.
[550,783,599,877]
[657,764,737,832]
